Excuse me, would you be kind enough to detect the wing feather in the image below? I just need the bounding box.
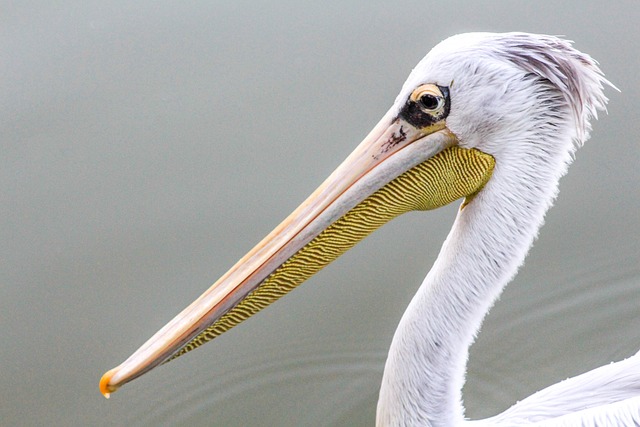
[473,352,640,425]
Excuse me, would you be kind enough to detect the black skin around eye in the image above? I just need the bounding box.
[398,86,450,128]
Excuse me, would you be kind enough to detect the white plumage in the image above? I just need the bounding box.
[100,32,640,426]
[476,351,640,425]
[377,33,638,426]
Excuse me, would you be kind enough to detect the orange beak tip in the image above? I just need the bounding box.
[99,368,118,399]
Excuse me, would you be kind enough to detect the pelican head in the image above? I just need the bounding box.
[100,32,618,426]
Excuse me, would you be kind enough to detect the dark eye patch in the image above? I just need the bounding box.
[399,86,450,128]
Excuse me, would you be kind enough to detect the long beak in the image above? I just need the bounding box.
[100,108,494,397]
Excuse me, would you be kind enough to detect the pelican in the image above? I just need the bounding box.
[100,33,640,425]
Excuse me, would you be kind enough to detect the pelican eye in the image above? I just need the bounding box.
[401,84,449,127]
[409,84,446,115]
[419,93,443,111]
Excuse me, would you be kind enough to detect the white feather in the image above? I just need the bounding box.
[478,354,640,425]
[376,33,636,426]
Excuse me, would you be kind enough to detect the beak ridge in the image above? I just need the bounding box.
[100,109,495,397]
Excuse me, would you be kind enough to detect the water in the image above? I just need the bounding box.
[3,1,639,425]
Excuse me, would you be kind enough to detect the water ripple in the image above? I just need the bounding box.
[119,338,387,426]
